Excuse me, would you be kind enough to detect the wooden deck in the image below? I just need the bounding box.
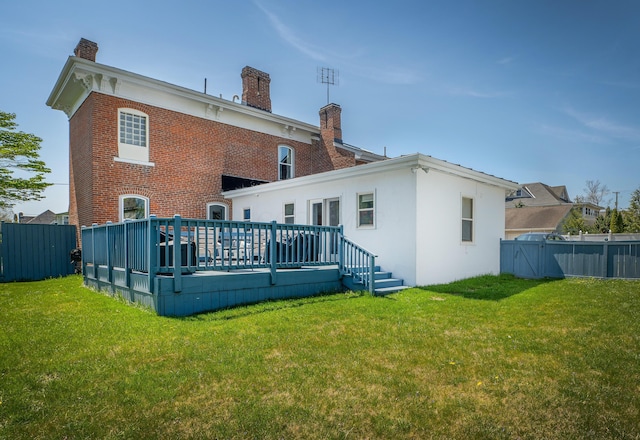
[81,216,380,316]
[85,264,344,317]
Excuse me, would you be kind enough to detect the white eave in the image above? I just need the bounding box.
[223,153,520,198]
[46,57,321,143]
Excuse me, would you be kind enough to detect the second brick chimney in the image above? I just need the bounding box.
[320,103,343,144]
[74,38,98,62]
[319,103,355,169]
[241,66,272,112]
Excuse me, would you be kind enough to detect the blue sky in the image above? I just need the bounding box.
[2,0,639,216]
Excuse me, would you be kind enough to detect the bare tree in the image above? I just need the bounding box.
[583,180,610,207]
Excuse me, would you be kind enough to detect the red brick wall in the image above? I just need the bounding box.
[69,95,95,230]
[70,92,344,228]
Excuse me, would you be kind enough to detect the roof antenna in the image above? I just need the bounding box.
[317,67,339,105]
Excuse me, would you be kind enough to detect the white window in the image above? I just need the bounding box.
[357,192,375,228]
[120,195,148,221]
[462,197,474,242]
[117,108,150,163]
[207,203,228,220]
[243,208,251,221]
[278,146,294,180]
[284,203,295,224]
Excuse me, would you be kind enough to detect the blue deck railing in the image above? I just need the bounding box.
[81,215,377,293]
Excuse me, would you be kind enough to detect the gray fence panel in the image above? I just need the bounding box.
[608,243,640,279]
[542,242,566,278]
[0,223,77,282]
[500,241,544,278]
[501,240,640,279]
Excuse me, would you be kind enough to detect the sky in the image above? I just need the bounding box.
[2,0,639,217]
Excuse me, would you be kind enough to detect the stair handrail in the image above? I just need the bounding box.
[339,234,377,294]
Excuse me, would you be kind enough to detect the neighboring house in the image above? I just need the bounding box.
[505,182,601,239]
[506,182,572,207]
[15,210,69,225]
[46,38,384,234]
[223,153,519,286]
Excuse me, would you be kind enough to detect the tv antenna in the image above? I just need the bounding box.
[317,67,339,105]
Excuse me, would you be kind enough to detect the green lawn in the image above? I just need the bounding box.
[1,274,639,439]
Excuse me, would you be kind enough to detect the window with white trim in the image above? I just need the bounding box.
[118,108,149,163]
[357,192,375,228]
[120,195,148,221]
[278,146,294,180]
[462,196,474,242]
[284,203,295,224]
[207,203,228,220]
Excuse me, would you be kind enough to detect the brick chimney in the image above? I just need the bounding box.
[241,66,271,112]
[319,103,355,169]
[320,103,343,144]
[74,38,98,62]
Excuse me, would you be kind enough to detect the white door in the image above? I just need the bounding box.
[310,200,323,226]
[309,198,340,261]
[309,198,340,226]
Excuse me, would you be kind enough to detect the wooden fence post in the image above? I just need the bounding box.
[81,226,86,277]
[603,241,609,278]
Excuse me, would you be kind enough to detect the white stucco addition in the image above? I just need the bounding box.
[223,153,519,287]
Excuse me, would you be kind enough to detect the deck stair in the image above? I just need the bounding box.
[342,265,410,295]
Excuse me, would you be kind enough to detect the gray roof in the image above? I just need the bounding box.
[505,205,573,231]
[20,210,57,224]
[506,182,571,208]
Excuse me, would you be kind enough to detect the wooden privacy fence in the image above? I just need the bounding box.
[500,240,640,279]
[81,215,377,294]
[0,222,77,282]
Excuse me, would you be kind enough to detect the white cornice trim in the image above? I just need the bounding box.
[47,57,321,143]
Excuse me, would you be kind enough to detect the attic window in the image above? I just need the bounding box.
[117,108,150,164]
[120,111,146,146]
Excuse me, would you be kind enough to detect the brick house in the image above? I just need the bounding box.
[46,38,384,235]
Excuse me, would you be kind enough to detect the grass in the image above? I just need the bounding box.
[0,274,639,439]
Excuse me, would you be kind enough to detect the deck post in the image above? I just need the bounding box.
[173,215,182,293]
[105,221,112,283]
[91,223,98,280]
[123,220,130,289]
[147,216,157,292]
[270,220,277,284]
[369,254,376,295]
[338,225,345,276]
